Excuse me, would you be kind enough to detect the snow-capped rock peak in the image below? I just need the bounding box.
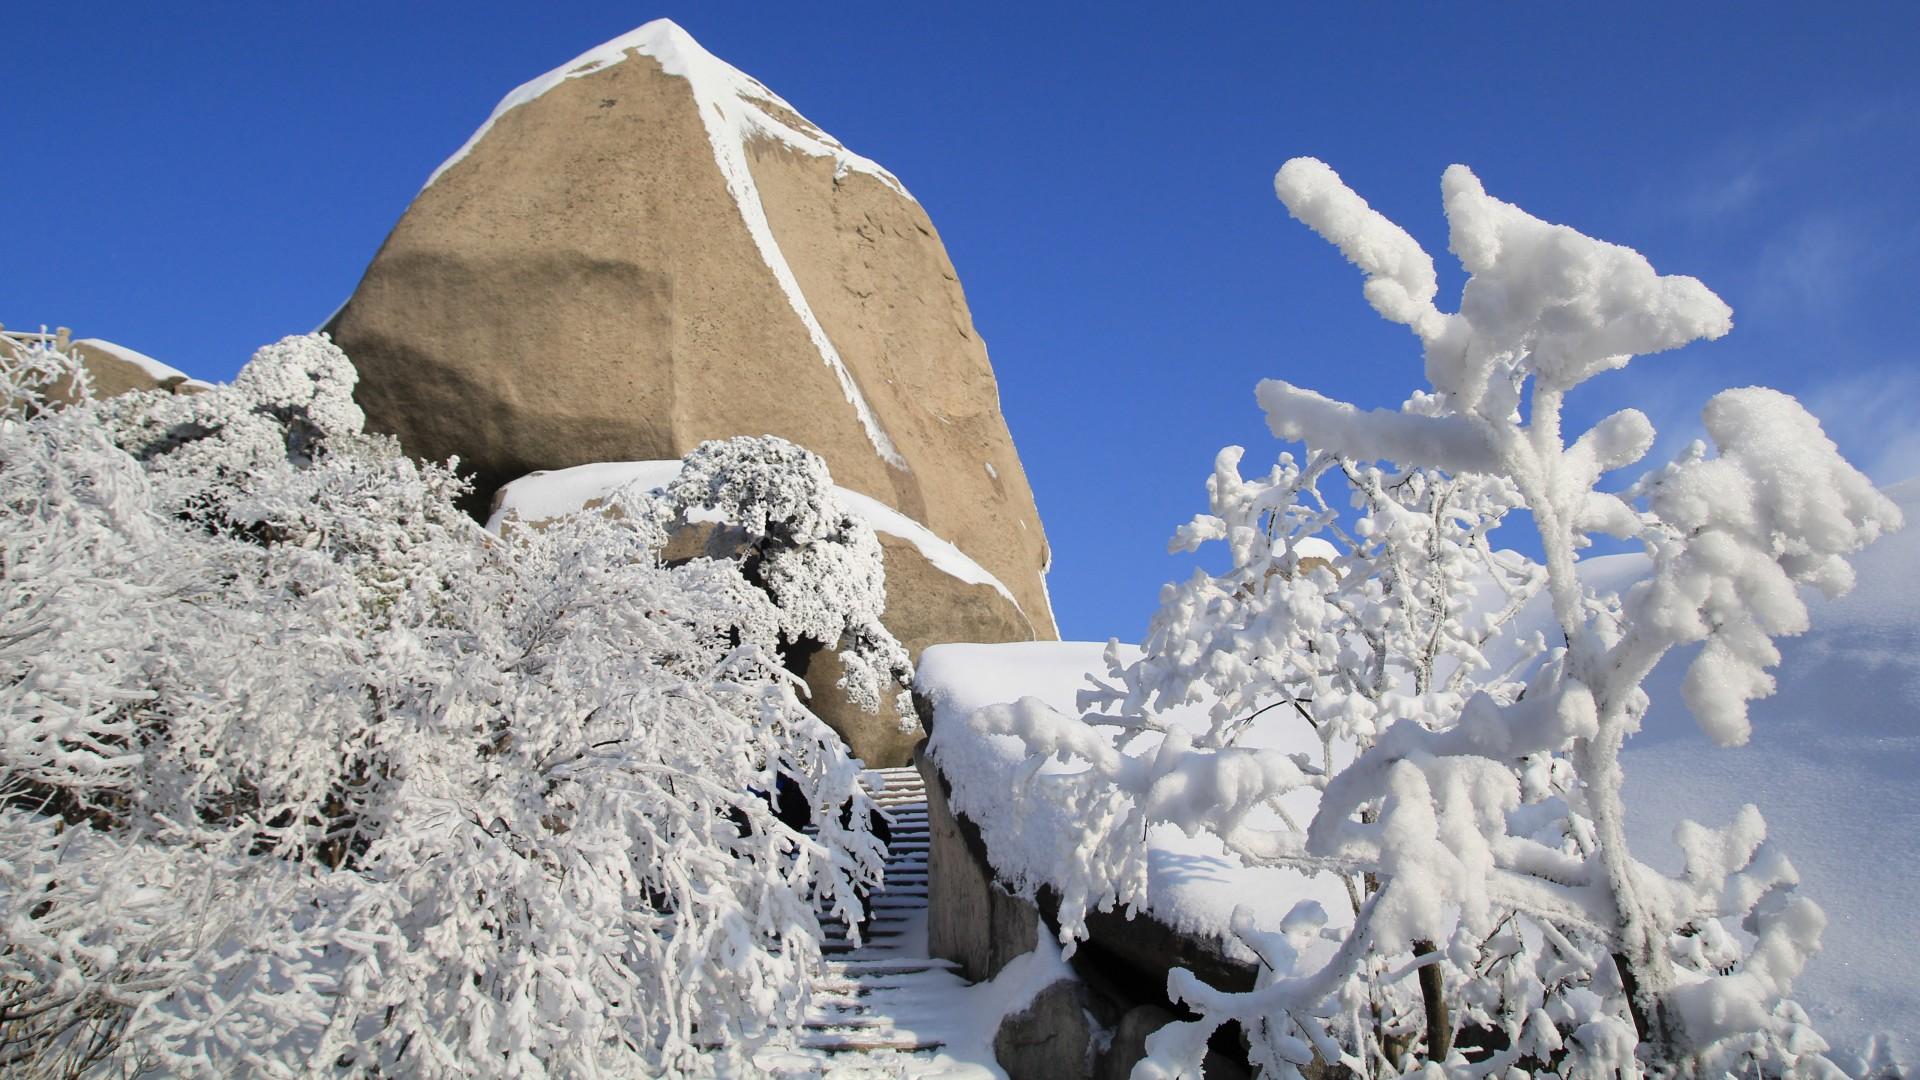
[425,18,905,198]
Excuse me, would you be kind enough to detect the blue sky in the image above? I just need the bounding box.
[7,2,1917,640]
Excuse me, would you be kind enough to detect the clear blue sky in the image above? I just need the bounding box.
[7,2,1917,640]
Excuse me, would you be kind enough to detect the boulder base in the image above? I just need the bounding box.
[995,978,1098,1080]
[800,533,1031,765]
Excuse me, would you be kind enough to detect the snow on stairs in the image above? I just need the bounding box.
[748,766,981,1078]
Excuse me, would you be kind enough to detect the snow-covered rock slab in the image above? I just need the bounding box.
[70,338,210,392]
[1,334,210,400]
[917,641,1352,955]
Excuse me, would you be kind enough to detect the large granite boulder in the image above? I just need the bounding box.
[325,18,1057,640]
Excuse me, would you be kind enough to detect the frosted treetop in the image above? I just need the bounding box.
[1272,158,1733,419]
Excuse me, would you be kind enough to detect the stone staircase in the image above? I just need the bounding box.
[745,766,991,1078]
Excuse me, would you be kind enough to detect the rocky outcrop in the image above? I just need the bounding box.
[1097,1005,1252,1080]
[1,329,208,404]
[800,533,1030,765]
[995,978,1099,1080]
[325,19,1057,640]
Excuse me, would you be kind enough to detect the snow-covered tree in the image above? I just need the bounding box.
[0,334,902,1076]
[956,160,1901,1078]
[663,434,915,719]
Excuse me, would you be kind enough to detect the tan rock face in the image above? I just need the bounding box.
[326,21,1057,639]
[799,533,1031,765]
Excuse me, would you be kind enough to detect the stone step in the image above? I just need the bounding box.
[826,957,956,976]
[795,1033,945,1052]
[821,927,914,942]
[814,967,962,989]
[794,1006,890,1022]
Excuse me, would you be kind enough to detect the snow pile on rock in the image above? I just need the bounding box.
[920,641,1353,956]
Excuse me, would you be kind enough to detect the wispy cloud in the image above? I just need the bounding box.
[1799,367,1920,487]
[1660,103,1898,230]
[1649,101,1918,321]
[1576,351,1920,491]
[1679,168,1761,221]
[1750,212,1872,316]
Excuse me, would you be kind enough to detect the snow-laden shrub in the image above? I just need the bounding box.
[0,335,897,1077]
[952,161,1901,1078]
[667,435,914,718]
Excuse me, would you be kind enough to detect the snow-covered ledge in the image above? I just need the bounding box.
[487,459,1022,614]
[916,642,1350,956]
[912,642,1354,1077]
